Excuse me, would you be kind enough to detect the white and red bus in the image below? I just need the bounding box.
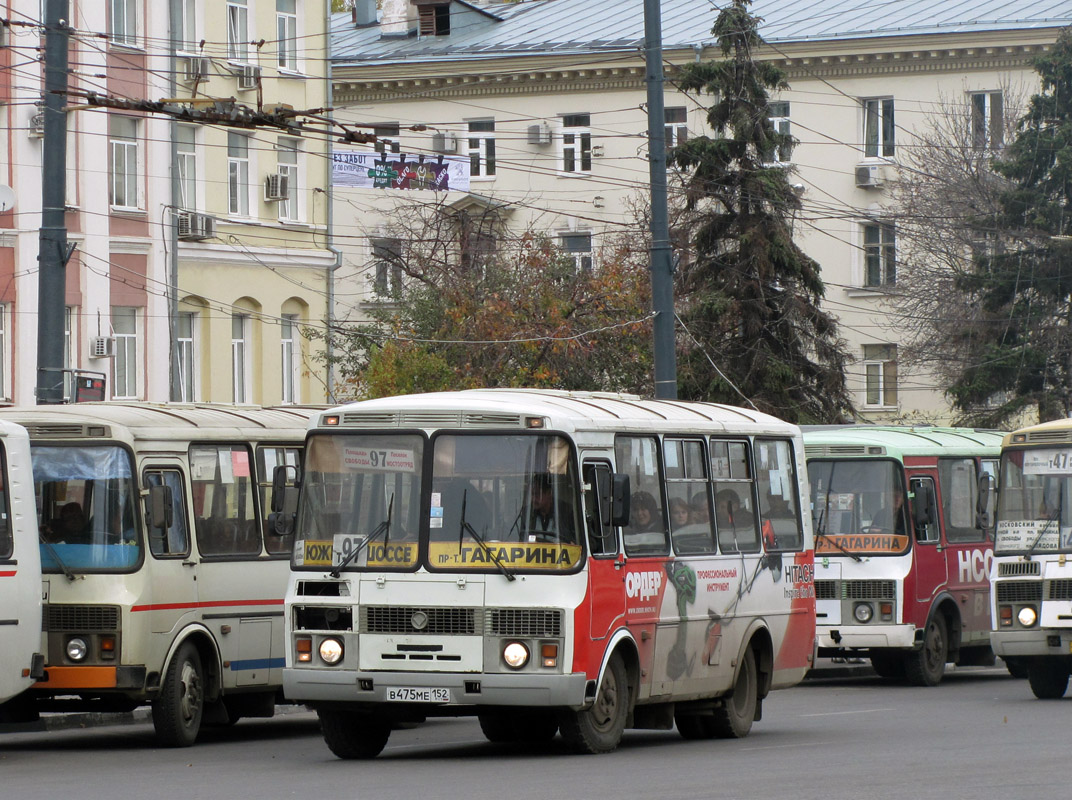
[0,419,43,708]
[283,390,816,758]
[805,426,1002,685]
[990,419,1072,697]
[0,404,313,744]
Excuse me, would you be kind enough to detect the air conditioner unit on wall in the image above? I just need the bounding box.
[238,64,261,90]
[432,131,457,153]
[264,172,290,201]
[181,56,212,82]
[89,336,115,359]
[527,123,551,146]
[176,210,217,241]
[855,163,885,188]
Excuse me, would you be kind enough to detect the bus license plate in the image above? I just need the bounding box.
[385,687,450,703]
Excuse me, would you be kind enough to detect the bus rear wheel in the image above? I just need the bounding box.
[152,641,204,747]
[1027,660,1070,699]
[905,615,947,687]
[478,710,558,744]
[318,708,391,759]
[559,652,629,754]
[712,646,757,739]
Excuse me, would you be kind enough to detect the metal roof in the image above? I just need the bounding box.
[331,0,1072,65]
[803,425,1006,456]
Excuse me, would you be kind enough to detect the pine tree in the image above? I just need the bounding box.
[670,0,853,424]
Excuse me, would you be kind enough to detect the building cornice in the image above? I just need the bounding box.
[178,241,337,270]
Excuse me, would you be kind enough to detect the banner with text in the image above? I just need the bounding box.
[332,150,470,192]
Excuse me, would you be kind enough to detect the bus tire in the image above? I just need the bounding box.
[869,650,906,680]
[1027,660,1070,699]
[905,614,947,687]
[559,652,629,754]
[1003,657,1028,679]
[151,641,205,747]
[712,646,757,739]
[674,707,718,740]
[318,708,391,759]
[479,710,558,744]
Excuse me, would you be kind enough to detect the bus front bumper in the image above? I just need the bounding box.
[283,668,590,709]
[991,629,1072,658]
[817,624,916,652]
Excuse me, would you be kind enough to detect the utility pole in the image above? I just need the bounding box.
[35,0,72,404]
[643,0,677,400]
[168,1,182,400]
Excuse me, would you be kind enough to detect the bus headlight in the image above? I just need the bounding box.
[66,637,88,662]
[1018,607,1038,628]
[319,637,344,665]
[503,642,529,669]
[853,603,874,624]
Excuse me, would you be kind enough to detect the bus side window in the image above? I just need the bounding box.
[190,444,261,558]
[584,462,618,556]
[615,436,669,556]
[258,445,302,555]
[755,439,803,551]
[910,476,939,543]
[144,469,190,558]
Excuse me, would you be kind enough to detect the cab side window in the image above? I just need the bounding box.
[755,439,804,551]
[144,469,190,558]
[615,436,668,556]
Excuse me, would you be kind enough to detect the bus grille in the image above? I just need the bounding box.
[843,580,895,600]
[339,411,523,429]
[487,609,562,637]
[362,606,479,635]
[996,581,1043,602]
[1048,579,1072,601]
[998,561,1041,577]
[815,580,839,600]
[44,605,120,632]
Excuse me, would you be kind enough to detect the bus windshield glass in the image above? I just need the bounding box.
[295,433,425,571]
[807,459,910,556]
[34,445,141,572]
[428,433,581,573]
[996,448,1072,554]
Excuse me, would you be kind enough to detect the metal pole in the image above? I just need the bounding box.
[35,0,70,404]
[168,0,182,400]
[643,0,677,400]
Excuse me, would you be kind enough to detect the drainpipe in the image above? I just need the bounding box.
[324,0,343,404]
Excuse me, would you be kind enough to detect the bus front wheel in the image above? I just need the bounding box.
[318,708,391,759]
[559,652,629,754]
[152,641,205,747]
[1027,660,1070,699]
[905,615,947,687]
[712,646,757,738]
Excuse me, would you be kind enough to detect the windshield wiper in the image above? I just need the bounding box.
[38,534,79,582]
[458,489,516,582]
[330,494,393,578]
[1026,499,1062,560]
[814,503,863,563]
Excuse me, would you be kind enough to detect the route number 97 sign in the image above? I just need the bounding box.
[343,447,416,472]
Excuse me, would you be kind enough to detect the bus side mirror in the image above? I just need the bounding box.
[976,473,993,529]
[911,483,937,529]
[271,464,301,513]
[149,484,173,530]
[611,473,630,527]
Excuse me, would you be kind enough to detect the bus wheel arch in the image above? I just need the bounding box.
[150,627,221,747]
[711,630,769,739]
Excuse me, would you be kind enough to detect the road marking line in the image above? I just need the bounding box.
[800,708,895,717]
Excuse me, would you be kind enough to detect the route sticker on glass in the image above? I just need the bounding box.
[1023,449,1072,475]
[430,492,443,528]
[332,534,368,567]
[343,446,417,472]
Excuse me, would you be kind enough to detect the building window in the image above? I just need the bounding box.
[177,124,197,210]
[227,0,249,62]
[277,0,298,71]
[277,137,300,221]
[232,313,249,404]
[664,106,688,149]
[177,311,197,403]
[228,132,250,216]
[112,307,138,399]
[863,222,896,288]
[109,116,139,209]
[417,3,450,36]
[560,232,593,272]
[110,0,137,47]
[863,344,897,408]
[0,304,7,400]
[561,114,592,173]
[280,314,298,404]
[63,306,73,401]
[459,227,495,275]
[468,120,495,179]
[372,237,403,295]
[863,98,895,158]
[374,124,401,155]
[176,0,196,53]
[971,91,1004,150]
[767,101,791,163]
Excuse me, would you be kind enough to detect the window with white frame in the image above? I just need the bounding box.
[664,106,688,149]
[177,124,197,210]
[863,97,895,158]
[468,119,495,179]
[277,137,300,221]
[767,101,791,163]
[863,344,897,408]
[227,0,249,62]
[176,0,197,53]
[228,132,250,216]
[560,231,593,272]
[232,313,250,404]
[177,310,197,402]
[371,237,403,295]
[112,307,139,399]
[63,306,73,401]
[280,314,298,404]
[110,0,137,47]
[561,114,592,173]
[863,222,896,288]
[109,116,139,209]
[374,124,401,155]
[971,91,1004,150]
[277,0,298,71]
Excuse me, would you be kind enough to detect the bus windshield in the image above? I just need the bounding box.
[34,445,141,572]
[996,448,1072,554]
[807,459,910,556]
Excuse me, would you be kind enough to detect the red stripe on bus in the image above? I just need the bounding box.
[130,598,284,612]
[0,571,16,577]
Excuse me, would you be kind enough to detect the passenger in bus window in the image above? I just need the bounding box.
[669,497,690,529]
[715,489,752,529]
[630,491,658,532]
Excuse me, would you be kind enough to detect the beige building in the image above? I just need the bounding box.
[328,0,1072,421]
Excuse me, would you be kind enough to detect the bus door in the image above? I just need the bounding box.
[143,465,198,637]
[582,460,626,645]
[909,474,946,606]
[937,457,992,640]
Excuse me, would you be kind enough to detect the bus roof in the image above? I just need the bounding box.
[803,425,1005,459]
[320,389,799,435]
[1002,416,1072,448]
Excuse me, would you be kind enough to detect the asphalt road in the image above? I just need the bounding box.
[0,665,1060,800]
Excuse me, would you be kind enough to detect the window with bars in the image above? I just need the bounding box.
[561,114,592,173]
[109,116,139,209]
[417,3,450,36]
[863,222,896,288]
[863,97,895,158]
[971,91,1004,150]
[468,119,496,179]
[863,344,897,408]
